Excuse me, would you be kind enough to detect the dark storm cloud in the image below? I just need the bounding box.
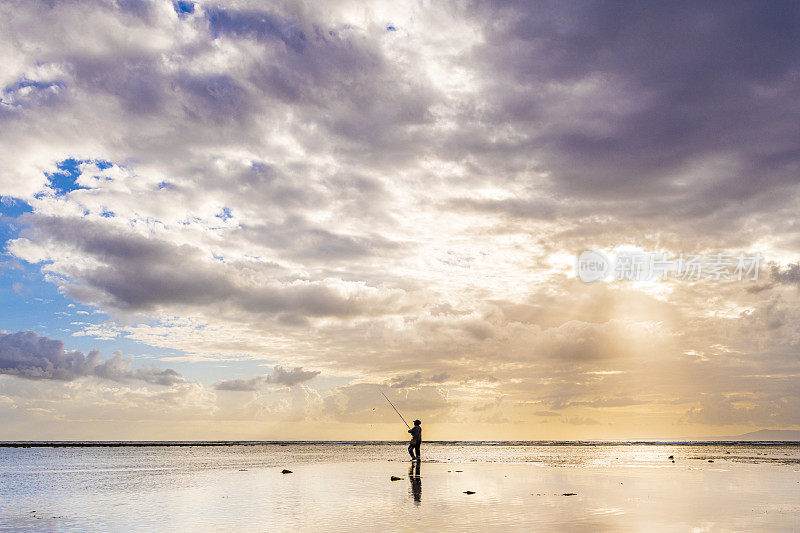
[459,0,800,216]
[265,365,320,386]
[213,376,263,391]
[771,263,800,286]
[0,330,184,384]
[17,215,403,317]
[174,74,251,124]
[388,372,450,388]
[117,0,156,21]
[0,330,99,380]
[203,4,437,153]
[206,6,307,52]
[214,365,319,390]
[236,217,400,262]
[65,54,252,122]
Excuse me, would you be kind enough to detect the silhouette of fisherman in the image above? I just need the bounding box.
[408,419,422,461]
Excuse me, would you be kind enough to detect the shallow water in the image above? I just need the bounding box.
[1,443,799,531]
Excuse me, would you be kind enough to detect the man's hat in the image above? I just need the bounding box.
[413,419,421,424]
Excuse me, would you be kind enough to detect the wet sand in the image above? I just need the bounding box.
[1,443,798,531]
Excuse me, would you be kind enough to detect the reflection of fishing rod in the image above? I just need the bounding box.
[380,389,410,429]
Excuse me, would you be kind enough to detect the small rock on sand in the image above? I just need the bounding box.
[562,493,577,496]
[708,460,714,463]
[463,491,476,495]
[282,469,293,474]
[390,476,402,481]
[668,455,674,459]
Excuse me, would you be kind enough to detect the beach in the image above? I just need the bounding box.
[1,442,798,531]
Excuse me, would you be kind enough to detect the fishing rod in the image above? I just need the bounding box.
[379,389,410,429]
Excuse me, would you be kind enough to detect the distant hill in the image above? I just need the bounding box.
[704,429,800,441]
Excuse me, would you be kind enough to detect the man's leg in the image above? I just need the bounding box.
[413,443,421,460]
[408,443,416,460]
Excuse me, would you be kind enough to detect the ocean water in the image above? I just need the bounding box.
[1,442,799,531]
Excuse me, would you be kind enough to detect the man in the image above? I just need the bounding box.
[408,419,421,461]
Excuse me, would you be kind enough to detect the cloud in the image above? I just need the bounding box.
[388,372,449,388]
[0,330,184,385]
[771,263,800,286]
[0,330,99,380]
[681,394,800,427]
[463,1,800,212]
[213,377,264,392]
[205,6,307,52]
[93,353,186,386]
[214,365,319,390]
[324,382,451,423]
[9,214,406,319]
[571,397,646,408]
[563,417,601,426]
[1,0,800,437]
[265,365,320,386]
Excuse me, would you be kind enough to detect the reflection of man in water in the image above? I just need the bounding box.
[408,419,422,460]
[409,460,421,503]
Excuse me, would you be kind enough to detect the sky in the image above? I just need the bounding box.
[1,0,800,441]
